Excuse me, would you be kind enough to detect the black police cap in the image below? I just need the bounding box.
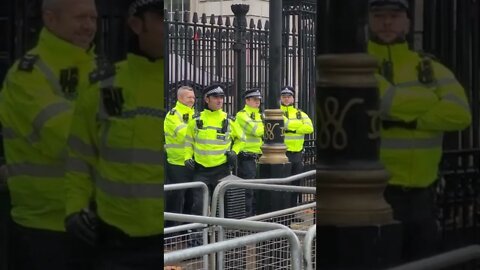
[280,86,295,96]
[368,0,409,11]
[203,84,225,97]
[128,0,164,17]
[244,88,262,99]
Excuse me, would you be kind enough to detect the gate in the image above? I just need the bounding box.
[422,0,480,253]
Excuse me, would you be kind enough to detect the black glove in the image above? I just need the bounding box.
[382,120,417,130]
[225,151,237,166]
[285,129,296,134]
[185,159,196,170]
[65,208,98,246]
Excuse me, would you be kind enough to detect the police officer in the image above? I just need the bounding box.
[184,84,244,220]
[0,0,97,269]
[64,0,165,268]
[236,88,264,216]
[164,85,195,226]
[368,0,471,261]
[280,86,314,176]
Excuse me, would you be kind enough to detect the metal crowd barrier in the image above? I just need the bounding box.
[164,213,303,270]
[303,225,316,270]
[164,182,210,269]
[211,179,316,269]
[389,245,480,270]
[237,170,316,184]
[164,171,317,269]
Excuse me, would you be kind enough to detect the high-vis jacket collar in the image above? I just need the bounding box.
[175,100,194,114]
[37,28,94,65]
[244,104,260,114]
[128,53,163,75]
[368,41,410,62]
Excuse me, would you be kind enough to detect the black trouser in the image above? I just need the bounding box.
[286,151,304,176]
[165,163,192,227]
[238,154,258,217]
[95,219,163,270]
[10,221,95,270]
[384,184,439,262]
[189,163,230,247]
[286,151,304,207]
[191,163,230,217]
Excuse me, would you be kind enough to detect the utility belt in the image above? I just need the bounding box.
[238,151,260,161]
[286,150,304,155]
[195,162,229,172]
[97,218,163,248]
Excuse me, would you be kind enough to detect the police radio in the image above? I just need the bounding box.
[381,60,394,84]
[221,118,228,134]
[183,113,189,123]
[60,67,79,99]
[196,119,203,129]
[417,57,434,84]
[101,87,124,116]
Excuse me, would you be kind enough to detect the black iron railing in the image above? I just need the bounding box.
[423,0,480,257]
[165,3,317,165]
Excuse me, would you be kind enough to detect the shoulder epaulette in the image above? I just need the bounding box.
[416,51,436,84]
[18,54,38,72]
[169,108,177,115]
[192,112,200,119]
[417,51,438,62]
[89,57,116,84]
[228,115,236,121]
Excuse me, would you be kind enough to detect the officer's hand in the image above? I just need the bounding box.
[225,151,237,166]
[185,159,196,170]
[285,129,296,134]
[65,208,98,246]
[288,121,302,130]
[382,120,417,130]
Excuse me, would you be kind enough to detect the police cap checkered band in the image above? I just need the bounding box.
[204,86,225,97]
[368,0,409,10]
[244,89,262,99]
[128,0,164,17]
[280,86,294,96]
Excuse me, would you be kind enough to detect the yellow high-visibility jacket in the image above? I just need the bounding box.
[185,109,244,167]
[280,105,314,152]
[370,41,471,187]
[65,53,165,236]
[235,105,264,154]
[164,101,195,166]
[0,28,95,231]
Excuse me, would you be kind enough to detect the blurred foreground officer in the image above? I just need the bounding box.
[0,0,97,269]
[280,86,313,176]
[164,85,195,226]
[236,88,264,216]
[368,0,471,261]
[65,0,165,268]
[185,84,244,219]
